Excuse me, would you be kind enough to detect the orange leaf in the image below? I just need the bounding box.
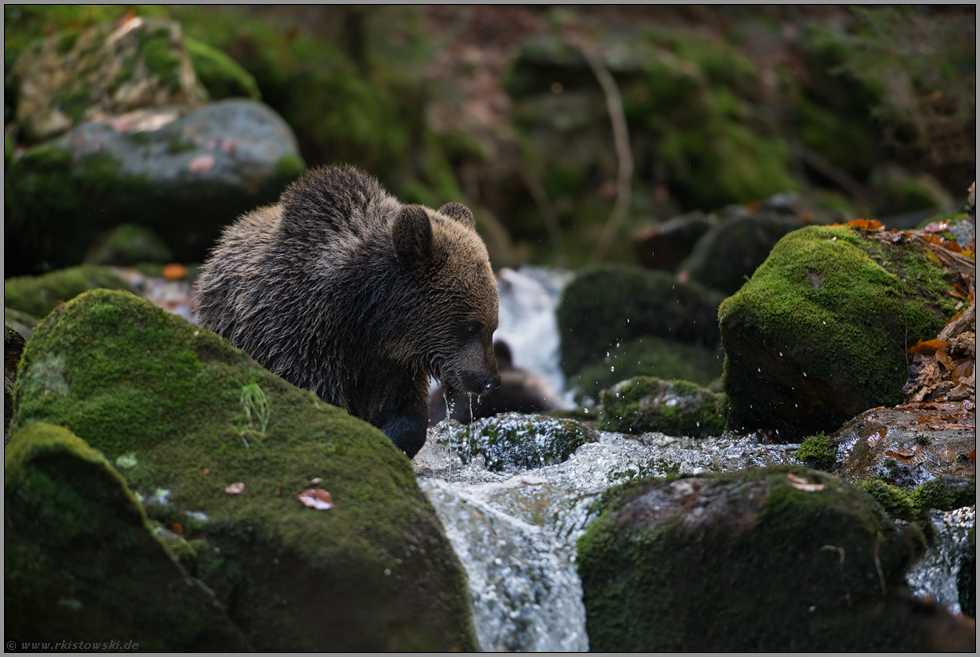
[907,339,949,355]
[163,263,188,280]
[298,488,334,510]
[225,482,245,494]
[172,522,184,538]
[847,218,884,231]
[970,449,976,464]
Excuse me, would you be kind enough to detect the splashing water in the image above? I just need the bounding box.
[905,506,975,614]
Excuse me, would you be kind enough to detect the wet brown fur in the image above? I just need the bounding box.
[195,165,500,457]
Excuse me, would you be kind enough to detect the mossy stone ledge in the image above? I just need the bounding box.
[11,289,477,651]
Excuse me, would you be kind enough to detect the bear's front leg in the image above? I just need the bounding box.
[379,403,428,458]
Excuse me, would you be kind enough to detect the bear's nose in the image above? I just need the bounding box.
[484,375,501,392]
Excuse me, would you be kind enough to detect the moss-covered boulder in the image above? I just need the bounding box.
[11,289,477,652]
[4,307,41,340]
[5,99,304,275]
[576,465,930,651]
[4,265,131,318]
[435,412,597,472]
[719,225,959,439]
[9,18,207,143]
[185,37,261,102]
[597,376,727,437]
[678,210,808,295]
[5,423,252,650]
[557,266,726,378]
[569,335,723,402]
[83,223,175,266]
[633,211,715,271]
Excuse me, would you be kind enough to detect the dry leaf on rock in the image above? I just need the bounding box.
[298,488,334,510]
[787,473,825,492]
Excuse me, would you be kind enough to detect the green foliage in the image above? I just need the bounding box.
[795,433,837,470]
[239,382,270,435]
[856,476,976,522]
[4,265,131,318]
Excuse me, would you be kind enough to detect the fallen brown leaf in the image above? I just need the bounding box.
[298,488,334,510]
[788,473,825,492]
[225,482,245,494]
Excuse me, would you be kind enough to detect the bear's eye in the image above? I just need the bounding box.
[463,323,481,338]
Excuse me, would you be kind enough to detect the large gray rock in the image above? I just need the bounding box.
[5,99,305,274]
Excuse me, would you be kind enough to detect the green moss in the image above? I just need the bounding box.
[855,476,975,522]
[796,434,837,470]
[570,335,723,401]
[166,138,195,154]
[185,37,260,101]
[597,376,727,437]
[577,465,927,651]
[4,265,130,318]
[85,223,174,266]
[271,152,306,181]
[916,211,970,229]
[437,413,597,472]
[4,143,155,274]
[856,478,917,521]
[11,289,477,651]
[5,423,252,649]
[719,225,959,438]
[557,266,727,378]
[138,28,181,92]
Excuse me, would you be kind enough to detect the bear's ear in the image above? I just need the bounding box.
[393,205,433,269]
[437,202,476,230]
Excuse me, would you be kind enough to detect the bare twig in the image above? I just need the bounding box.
[576,43,633,264]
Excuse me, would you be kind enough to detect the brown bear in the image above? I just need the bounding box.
[195,165,500,457]
[428,340,560,425]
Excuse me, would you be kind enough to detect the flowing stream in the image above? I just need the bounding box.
[412,265,976,651]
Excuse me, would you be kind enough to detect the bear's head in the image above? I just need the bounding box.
[390,201,501,397]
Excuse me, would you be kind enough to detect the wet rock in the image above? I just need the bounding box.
[960,525,975,617]
[5,99,305,275]
[719,225,961,440]
[434,413,598,472]
[5,423,252,650]
[834,402,976,487]
[597,376,727,437]
[11,289,477,652]
[429,341,560,425]
[84,223,175,266]
[557,266,726,379]
[10,17,207,143]
[569,334,723,403]
[4,265,131,319]
[678,209,808,295]
[632,211,714,271]
[577,465,939,651]
[905,506,976,618]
